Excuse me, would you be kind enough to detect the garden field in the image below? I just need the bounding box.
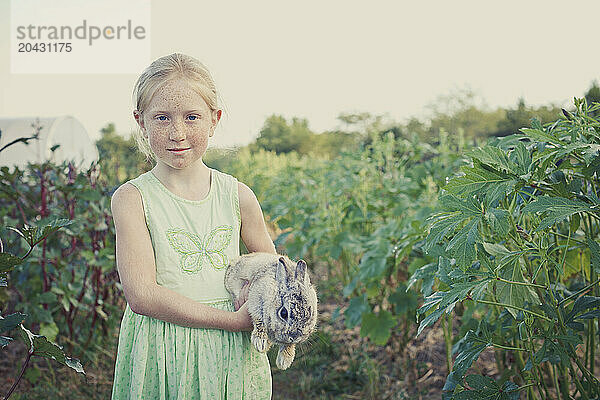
[1,95,600,399]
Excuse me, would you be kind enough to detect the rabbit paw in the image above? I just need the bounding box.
[251,329,271,353]
[276,344,296,370]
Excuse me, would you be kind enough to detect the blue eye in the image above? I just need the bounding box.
[187,115,198,121]
[156,115,168,121]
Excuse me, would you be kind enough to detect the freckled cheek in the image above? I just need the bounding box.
[193,134,209,148]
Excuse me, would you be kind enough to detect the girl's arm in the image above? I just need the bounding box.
[233,182,276,310]
[111,182,252,331]
[238,182,277,254]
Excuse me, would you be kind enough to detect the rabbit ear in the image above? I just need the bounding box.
[276,257,288,286]
[295,260,306,281]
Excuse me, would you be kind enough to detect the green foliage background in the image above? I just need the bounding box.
[2,84,600,399]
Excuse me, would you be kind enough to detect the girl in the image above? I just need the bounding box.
[111,53,274,399]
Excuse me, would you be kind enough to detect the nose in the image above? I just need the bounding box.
[169,119,186,141]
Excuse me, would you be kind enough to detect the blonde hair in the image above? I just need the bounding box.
[132,53,220,161]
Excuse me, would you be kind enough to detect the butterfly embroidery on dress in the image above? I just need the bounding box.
[165,225,233,273]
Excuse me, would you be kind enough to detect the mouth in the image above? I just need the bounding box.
[167,148,190,153]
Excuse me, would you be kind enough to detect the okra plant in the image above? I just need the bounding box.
[412,98,600,399]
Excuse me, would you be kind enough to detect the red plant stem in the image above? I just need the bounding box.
[61,307,74,341]
[69,265,89,324]
[14,201,27,225]
[41,241,48,295]
[83,268,100,349]
[39,166,49,299]
[3,350,32,400]
[39,166,47,218]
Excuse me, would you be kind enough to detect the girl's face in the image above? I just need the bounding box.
[136,77,220,171]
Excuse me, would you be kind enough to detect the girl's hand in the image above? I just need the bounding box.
[234,302,253,332]
[233,281,250,311]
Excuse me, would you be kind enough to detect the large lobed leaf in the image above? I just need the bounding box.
[489,247,540,319]
[444,164,517,202]
[359,310,397,345]
[522,196,593,232]
[417,278,490,337]
[452,375,519,400]
[443,329,492,392]
[469,146,520,176]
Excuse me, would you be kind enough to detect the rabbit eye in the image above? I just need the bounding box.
[278,307,288,320]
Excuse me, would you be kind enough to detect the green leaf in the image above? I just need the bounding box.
[588,238,600,274]
[417,292,445,337]
[531,332,582,366]
[454,377,520,400]
[39,322,59,343]
[36,291,57,304]
[566,296,600,323]
[469,147,519,175]
[388,284,418,314]
[495,253,540,319]
[509,141,531,176]
[519,127,562,145]
[0,312,27,334]
[425,213,463,251]
[444,164,517,200]
[484,208,510,236]
[359,310,397,345]
[0,335,13,348]
[444,330,490,392]
[417,279,490,337]
[570,213,581,232]
[482,242,511,258]
[441,195,482,216]
[344,295,370,329]
[522,196,593,232]
[407,262,438,297]
[358,237,392,281]
[0,252,24,273]
[10,218,72,248]
[464,374,496,390]
[446,218,481,269]
[18,325,85,374]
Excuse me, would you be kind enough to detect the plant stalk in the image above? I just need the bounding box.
[475,299,552,322]
[3,351,32,400]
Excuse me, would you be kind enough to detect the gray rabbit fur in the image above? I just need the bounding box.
[224,252,318,370]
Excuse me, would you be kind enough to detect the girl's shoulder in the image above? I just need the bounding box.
[211,167,237,184]
[210,169,254,200]
[211,168,243,195]
[110,171,154,211]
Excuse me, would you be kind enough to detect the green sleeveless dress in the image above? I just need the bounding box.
[111,168,272,400]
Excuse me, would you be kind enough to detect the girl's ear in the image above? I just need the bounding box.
[209,109,222,138]
[133,110,147,137]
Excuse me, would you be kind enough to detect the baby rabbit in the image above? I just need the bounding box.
[224,253,318,370]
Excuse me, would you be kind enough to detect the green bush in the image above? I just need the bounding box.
[413,98,600,399]
[1,161,120,365]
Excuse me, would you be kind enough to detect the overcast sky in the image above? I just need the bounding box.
[1,0,599,148]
